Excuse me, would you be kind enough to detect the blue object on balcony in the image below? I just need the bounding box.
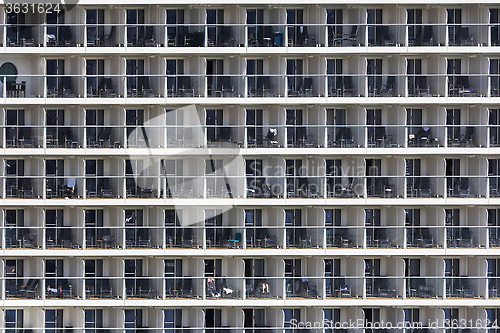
[273,32,282,46]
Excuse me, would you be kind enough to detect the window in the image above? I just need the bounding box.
[85,159,105,197]
[166,9,185,46]
[407,9,422,45]
[167,9,184,25]
[162,159,183,195]
[367,59,382,95]
[45,259,63,292]
[204,309,222,329]
[246,109,263,145]
[125,259,143,297]
[205,209,223,246]
[326,159,342,195]
[286,9,303,46]
[45,209,64,247]
[164,309,182,333]
[206,60,224,96]
[124,309,142,333]
[206,109,224,142]
[325,209,341,227]
[166,59,184,93]
[5,210,24,248]
[86,60,104,96]
[246,9,264,45]
[86,9,104,45]
[491,9,500,45]
[46,59,65,94]
[165,209,185,247]
[286,59,303,96]
[445,159,460,178]
[402,308,419,333]
[246,159,262,176]
[447,59,462,96]
[207,9,224,46]
[84,259,103,298]
[126,60,145,93]
[126,9,145,46]
[407,60,422,96]
[5,260,23,297]
[285,209,302,226]
[205,159,225,197]
[204,259,222,277]
[447,9,461,45]
[5,109,25,146]
[125,209,144,248]
[283,308,301,332]
[244,209,262,245]
[327,9,343,46]
[85,209,103,247]
[5,309,23,333]
[45,309,63,333]
[84,309,103,333]
[165,109,186,146]
[490,109,500,146]
[327,60,343,93]
[0,62,17,84]
[367,9,382,45]
[126,109,145,147]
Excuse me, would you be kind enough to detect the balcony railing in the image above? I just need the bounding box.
[0,74,497,99]
[0,124,495,149]
[0,225,497,250]
[5,23,500,48]
[1,275,493,300]
[0,175,497,200]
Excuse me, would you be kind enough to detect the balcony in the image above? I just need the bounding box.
[3,23,500,48]
[165,226,202,248]
[0,225,498,250]
[125,277,160,299]
[446,176,486,198]
[86,24,122,47]
[5,126,42,148]
[45,177,83,199]
[45,227,82,249]
[446,277,483,298]
[164,277,198,298]
[366,227,403,248]
[207,75,244,98]
[85,177,120,198]
[1,175,496,201]
[3,274,495,301]
[6,24,40,47]
[45,278,76,298]
[46,126,83,148]
[365,277,401,298]
[245,278,281,299]
[85,278,117,298]
[0,74,495,99]
[325,277,357,298]
[84,227,119,249]
[5,278,40,298]
[406,227,441,248]
[46,25,81,47]
[326,227,362,248]
[285,277,322,299]
[5,227,39,248]
[125,76,163,98]
[406,277,440,298]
